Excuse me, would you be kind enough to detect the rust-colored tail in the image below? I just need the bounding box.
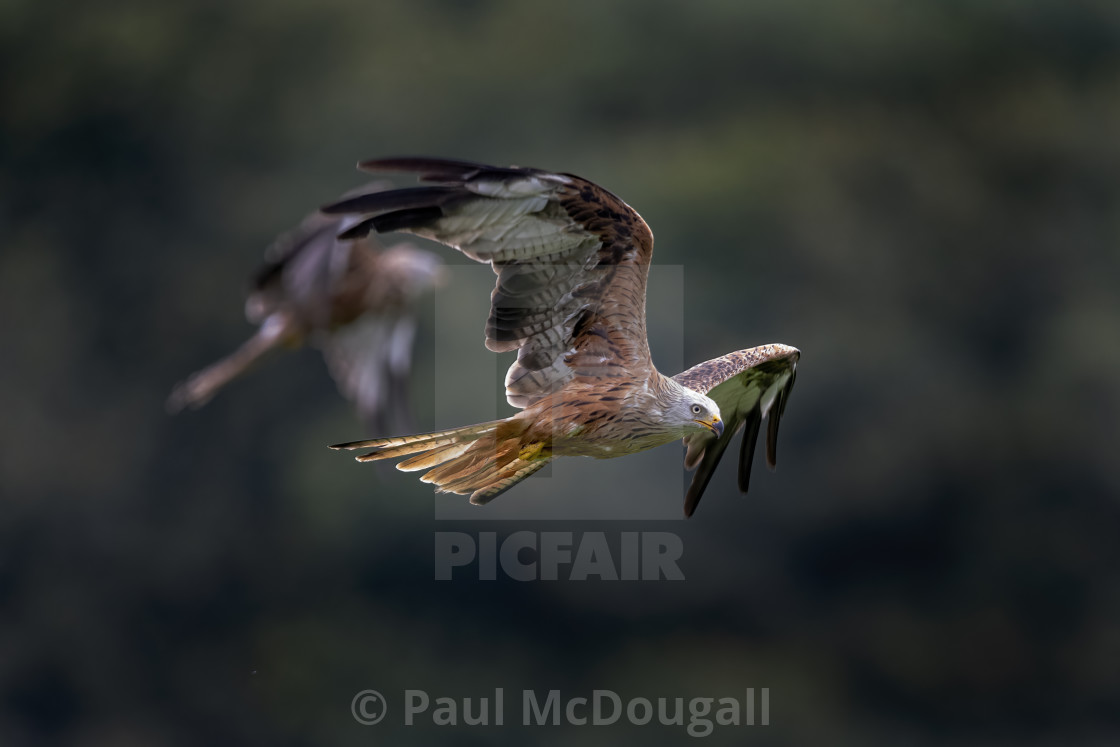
[331,418,552,504]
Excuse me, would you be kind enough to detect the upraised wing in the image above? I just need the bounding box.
[672,344,800,517]
[245,211,352,330]
[321,157,656,408]
[248,182,394,330]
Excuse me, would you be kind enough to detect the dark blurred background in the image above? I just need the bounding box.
[2,0,1119,744]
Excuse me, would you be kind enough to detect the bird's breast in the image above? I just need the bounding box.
[524,385,677,459]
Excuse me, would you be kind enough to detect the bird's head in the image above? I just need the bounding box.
[674,387,723,438]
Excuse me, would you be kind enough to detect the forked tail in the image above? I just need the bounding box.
[331,418,552,505]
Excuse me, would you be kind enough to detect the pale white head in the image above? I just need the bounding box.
[669,384,723,439]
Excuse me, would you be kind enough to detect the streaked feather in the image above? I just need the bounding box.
[331,421,500,461]
[469,459,552,505]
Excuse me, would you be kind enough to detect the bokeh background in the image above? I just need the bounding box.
[3,0,1119,744]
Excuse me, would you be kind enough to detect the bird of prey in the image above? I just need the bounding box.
[167,186,444,434]
[327,158,798,516]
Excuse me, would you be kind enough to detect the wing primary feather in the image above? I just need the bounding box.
[683,422,738,518]
[370,206,445,234]
[765,390,784,469]
[780,369,797,417]
[321,186,457,216]
[358,157,527,182]
[737,406,763,493]
[766,370,796,468]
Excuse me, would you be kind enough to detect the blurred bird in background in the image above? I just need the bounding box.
[167,183,445,434]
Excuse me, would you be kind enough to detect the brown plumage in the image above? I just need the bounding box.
[327,158,799,515]
[167,184,444,433]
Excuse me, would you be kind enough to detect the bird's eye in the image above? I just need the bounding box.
[691,404,703,415]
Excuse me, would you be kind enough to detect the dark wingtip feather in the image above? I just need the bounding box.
[737,408,763,493]
[682,424,737,518]
[765,369,797,470]
[321,193,382,216]
[765,391,784,469]
[360,156,489,171]
[358,157,537,184]
[683,463,714,518]
[329,439,379,451]
[371,206,444,234]
[321,186,452,238]
[683,487,702,518]
[321,186,458,216]
[357,156,506,182]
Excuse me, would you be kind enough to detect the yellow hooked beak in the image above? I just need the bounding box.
[693,414,724,437]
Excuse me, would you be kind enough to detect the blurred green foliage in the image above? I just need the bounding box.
[2,0,1119,744]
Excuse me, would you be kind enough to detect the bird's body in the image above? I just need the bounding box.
[327,158,798,516]
[497,373,703,459]
[168,188,444,433]
[340,342,713,501]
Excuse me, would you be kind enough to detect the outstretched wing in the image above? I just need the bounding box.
[321,157,656,408]
[672,344,800,517]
